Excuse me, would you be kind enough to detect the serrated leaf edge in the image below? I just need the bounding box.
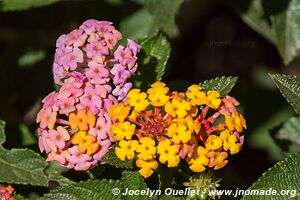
[244,152,300,191]
[270,73,300,115]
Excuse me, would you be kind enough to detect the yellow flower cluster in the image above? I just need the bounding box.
[108,82,246,178]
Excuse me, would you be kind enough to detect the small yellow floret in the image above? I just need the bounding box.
[165,99,191,118]
[71,131,99,155]
[186,85,206,105]
[205,135,223,150]
[68,109,96,131]
[137,137,156,160]
[206,90,221,109]
[127,90,149,112]
[111,121,136,141]
[115,140,139,161]
[157,139,180,167]
[167,123,192,144]
[108,103,131,122]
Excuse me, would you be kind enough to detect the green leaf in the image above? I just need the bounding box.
[41,179,122,200]
[241,153,300,200]
[0,120,6,145]
[199,76,238,97]
[270,74,300,115]
[18,49,46,68]
[145,0,184,37]
[120,9,156,40]
[0,120,48,186]
[102,145,134,169]
[228,0,300,65]
[45,162,73,186]
[13,194,28,200]
[42,171,149,200]
[19,123,36,146]
[121,171,149,200]
[140,33,171,81]
[0,148,48,186]
[249,106,294,161]
[47,173,74,187]
[133,33,171,88]
[271,0,300,65]
[227,0,276,45]
[121,0,184,38]
[271,117,300,153]
[1,0,60,11]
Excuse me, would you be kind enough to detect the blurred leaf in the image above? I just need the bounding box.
[120,9,156,40]
[1,0,60,11]
[271,117,300,153]
[0,120,6,145]
[102,145,134,169]
[0,120,48,186]
[121,171,149,200]
[227,0,276,45]
[122,0,184,39]
[14,194,28,200]
[144,0,184,37]
[229,0,300,65]
[249,106,294,161]
[41,179,122,200]
[271,0,300,65]
[242,153,300,200]
[18,50,46,68]
[19,123,36,146]
[271,74,300,115]
[199,76,238,97]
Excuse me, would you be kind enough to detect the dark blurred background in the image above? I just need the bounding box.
[0,0,298,198]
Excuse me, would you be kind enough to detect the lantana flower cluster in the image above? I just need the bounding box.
[36,75,114,170]
[0,185,14,200]
[108,82,246,178]
[53,19,140,100]
[36,19,140,170]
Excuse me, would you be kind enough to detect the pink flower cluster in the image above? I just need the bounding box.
[36,19,141,170]
[53,19,141,100]
[37,75,114,170]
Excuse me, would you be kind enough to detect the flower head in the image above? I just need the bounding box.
[0,185,14,200]
[108,81,246,178]
[37,76,114,170]
[52,19,140,101]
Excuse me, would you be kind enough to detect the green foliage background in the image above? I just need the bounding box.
[0,0,300,199]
